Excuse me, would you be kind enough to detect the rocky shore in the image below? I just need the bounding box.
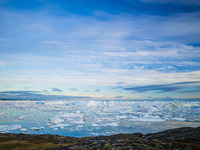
[1,126,200,150]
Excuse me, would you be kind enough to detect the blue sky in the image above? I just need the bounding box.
[0,0,200,100]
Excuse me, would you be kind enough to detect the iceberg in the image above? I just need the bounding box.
[170,117,186,121]
[49,117,64,124]
[1,100,200,137]
[20,128,27,132]
[30,127,40,131]
[49,124,69,128]
[19,116,24,120]
[105,122,119,127]
[59,113,83,118]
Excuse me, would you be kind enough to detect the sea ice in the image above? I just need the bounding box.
[49,117,64,124]
[105,122,119,127]
[19,116,24,120]
[165,102,199,108]
[30,127,40,131]
[91,123,100,127]
[49,124,69,128]
[59,113,83,118]
[170,117,186,121]
[87,101,99,107]
[20,128,27,132]
[70,120,85,124]
[1,100,200,137]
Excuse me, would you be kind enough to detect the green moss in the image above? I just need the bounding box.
[142,144,148,147]
[103,144,112,149]
[132,143,148,147]
[132,136,139,139]
[132,143,141,146]
[92,142,98,145]
[155,143,164,148]
[71,142,77,145]
[0,141,74,150]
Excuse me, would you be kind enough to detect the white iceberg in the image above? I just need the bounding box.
[20,128,27,132]
[170,117,186,121]
[105,122,119,127]
[30,127,40,131]
[49,124,69,128]
[49,117,64,124]
[59,113,83,118]
[19,116,24,120]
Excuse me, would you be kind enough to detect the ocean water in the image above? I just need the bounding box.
[0,100,200,137]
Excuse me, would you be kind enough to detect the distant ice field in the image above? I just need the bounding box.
[0,100,200,137]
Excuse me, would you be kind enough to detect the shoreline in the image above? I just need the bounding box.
[1,126,200,150]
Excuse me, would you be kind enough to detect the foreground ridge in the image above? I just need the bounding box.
[1,126,200,150]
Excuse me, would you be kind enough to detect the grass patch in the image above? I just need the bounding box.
[155,143,164,148]
[132,143,149,147]
[0,140,74,150]
[103,144,112,149]
[92,142,98,145]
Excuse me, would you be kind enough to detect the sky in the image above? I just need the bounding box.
[0,0,200,100]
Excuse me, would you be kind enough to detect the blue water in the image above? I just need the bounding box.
[0,100,200,137]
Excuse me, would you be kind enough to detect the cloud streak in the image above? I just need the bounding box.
[51,88,63,92]
[0,1,200,99]
[121,81,200,93]
[0,91,91,101]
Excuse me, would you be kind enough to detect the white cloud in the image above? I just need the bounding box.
[1,67,199,87]
[0,7,200,94]
[1,7,200,47]
[0,61,6,67]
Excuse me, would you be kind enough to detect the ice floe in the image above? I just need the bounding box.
[20,128,27,132]
[30,126,44,131]
[1,100,200,137]
[19,116,24,120]
[49,124,69,128]
[49,117,64,124]
[105,122,119,127]
[165,102,199,108]
[170,117,186,121]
